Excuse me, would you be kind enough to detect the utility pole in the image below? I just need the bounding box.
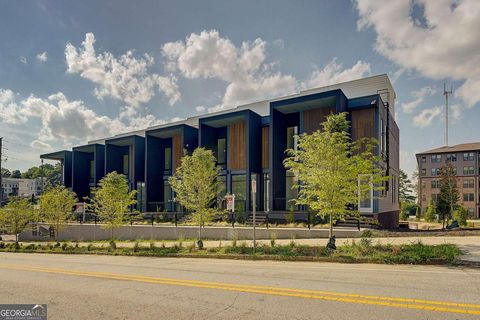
[251,177,257,253]
[443,83,453,147]
[0,137,3,205]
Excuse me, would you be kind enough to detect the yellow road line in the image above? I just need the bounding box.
[0,264,479,316]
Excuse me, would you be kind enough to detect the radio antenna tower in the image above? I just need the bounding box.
[443,82,453,146]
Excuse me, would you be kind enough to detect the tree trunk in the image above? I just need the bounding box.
[329,212,333,239]
[111,228,114,242]
[15,233,18,245]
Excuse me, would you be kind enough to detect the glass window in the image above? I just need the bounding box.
[263,173,270,212]
[358,175,373,212]
[468,208,475,216]
[421,156,426,163]
[285,171,298,211]
[431,154,441,163]
[421,168,426,176]
[431,168,440,176]
[463,193,474,202]
[286,126,298,150]
[163,181,173,211]
[431,180,439,188]
[89,160,95,182]
[463,179,474,188]
[463,152,474,161]
[164,147,172,171]
[232,175,246,213]
[216,138,226,165]
[122,154,129,176]
[463,166,474,175]
[446,153,457,162]
[216,175,227,208]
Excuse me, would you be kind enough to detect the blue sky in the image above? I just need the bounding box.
[1,0,479,177]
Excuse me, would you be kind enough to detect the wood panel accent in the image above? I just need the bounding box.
[172,134,182,171]
[229,121,246,170]
[303,107,335,134]
[261,126,269,169]
[351,108,375,141]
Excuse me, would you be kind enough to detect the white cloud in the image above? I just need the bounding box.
[401,86,437,113]
[65,33,180,107]
[36,51,48,62]
[162,30,296,110]
[195,105,206,113]
[356,0,480,107]
[31,140,52,150]
[450,104,462,121]
[302,58,371,89]
[19,56,27,64]
[0,89,27,124]
[413,106,442,127]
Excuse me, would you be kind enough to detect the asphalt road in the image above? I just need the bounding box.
[0,253,479,320]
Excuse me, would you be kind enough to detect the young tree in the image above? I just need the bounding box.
[283,112,387,240]
[437,163,459,229]
[0,197,35,244]
[39,186,77,241]
[399,170,415,203]
[89,172,137,241]
[453,206,468,227]
[169,148,220,246]
[424,200,437,223]
[399,202,408,221]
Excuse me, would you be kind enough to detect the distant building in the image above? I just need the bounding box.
[416,142,480,218]
[1,177,44,200]
[42,74,400,228]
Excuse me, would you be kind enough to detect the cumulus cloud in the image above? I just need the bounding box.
[273,39,285,49]
[36,52,48,62]
[355,0,480,107]
[195,106,206,113]
[162,30,296,110]
[19,56,27,64]
[65,33,181,107]
[401,86,436,113]
[413,106,442,127]
[302,58,371,89]
[31,140,52,150]
[0,89,28,124]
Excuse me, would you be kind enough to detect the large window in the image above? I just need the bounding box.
[163,181,173,211]
[446,153,457,162]
[285,171,298,211]
[431,154,441,163]
[421,156,426,163]
[164,147,172,172]
[286,126,298,150]
[463,166,475,175]
[463,179,474,188]
[216,175,227,208]
[122,154,129,176]
[358,175,373,212]
[263,173,270,212]
[217,138,227,167]
[463,152,474,161]
[463,193,474,202]
[431,168,440,176]
[232,175,246,213]
[89,160,94,183]
[431,180,440,188]
[421,168,426,176]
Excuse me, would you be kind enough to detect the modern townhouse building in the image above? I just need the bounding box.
[41,74,400,227]
[416,143,480,218]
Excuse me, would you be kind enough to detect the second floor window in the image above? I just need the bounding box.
[463,166,474,175]
[431,154,441,163]
[446,153,457,162]
[431,168,440,176]
[164,147,172,172]
[122,154,129,176]
[217,138,226,166]
[421,156,426,163]
[463,152,474,161]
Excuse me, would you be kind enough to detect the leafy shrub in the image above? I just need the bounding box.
[133,241,140,252]
[361,229,373,238]
[453,206,468,227]
[87,244,93,251]
[284,212,295,224]
[61,243,68,250]
[0,242,5,249]
[109,240,117,250]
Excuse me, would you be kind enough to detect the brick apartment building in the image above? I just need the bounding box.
[416,142,480,218]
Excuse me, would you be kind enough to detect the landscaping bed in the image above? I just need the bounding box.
[0,239,462,266]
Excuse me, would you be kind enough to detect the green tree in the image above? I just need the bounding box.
[437,163,459,229]
[22,163,62,187]
[89,172,137,241]
[39,186,77,241]
[453,206,468,227]
[399,170,415,202]
[10,170,21,178]
[415,206,422,221]
[399,202,408,221]
[424,200,437,223]
[169,148,221,244]
[0,197,35,244]
[283,113,387,240]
